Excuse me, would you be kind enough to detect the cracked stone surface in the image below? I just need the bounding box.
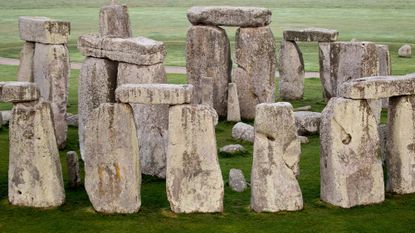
[0,81,39,103]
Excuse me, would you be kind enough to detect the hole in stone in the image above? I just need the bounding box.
[18,190,22,195]
[267,136,275,141]
[342,133,352,145]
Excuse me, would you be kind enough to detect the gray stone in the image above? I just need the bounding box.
[377,44,392,108]
[17,42,35,82]
[229,169,247,192]
[84,103,141,214]
[186,25,231,117]
[8,100,65,207]
[19,16,70,44]
[220,144,246,154]
[66,114,78,127]
[378,124,388,163]
[320,97,384,208]
[201,76,214,108]
[66,151,81,188]
[318,42,332,99]
[187,6,271,27]
[0,110,11,126]
[283,28,338,42]
[251,103,303,212]
[234,26,276,119]
[99,4,132,38]
[166,104,224,213]
[0,81,39,103]
[294,105,312,111]
[398,44,411,58]
[294,111,322,136]
[227,83,241,122]
[279,40,304,100]
[232,122,255,143]
[298,136,309,144]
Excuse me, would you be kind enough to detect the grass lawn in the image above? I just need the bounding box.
[0,63,415,232]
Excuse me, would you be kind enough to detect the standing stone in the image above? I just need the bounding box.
[33,43,70,149]
[279,40,304,100]
[379,124,388,163]
[376,44,391,108]
[319,42,332,99]
[229,169,247,192]
[117,62,168,178]
[99,4,132,38]
[186,25,231,117]
[66,151,81,188]
[201,76,214,107]
[8,100,65,207]
[320,97,384,208]
[84,103,141,214]
[227,83,241,122]
[232,122,255,143]
[386,95,415,194]
[398,44,412,58]
[17,42,35,82]
[234,26,276,119]
[251,103,302,212]
[167,105,224,213]
[78,57,117,159]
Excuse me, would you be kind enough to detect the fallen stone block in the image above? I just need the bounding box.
[220,144,246,154]
[229,168,247,192]
[0,110,11,126]
[99,4,132,38]
[298,136,309,144]
[294,111,321,136]
[232,122,255,143]
[17,42,35,82]
[0,81,39,103]
[227,83,241,122]
[398,44,411,58]
[283,28,338,42]
[66,114,78,127]
[19,16,70,44]
[279,40,304,100]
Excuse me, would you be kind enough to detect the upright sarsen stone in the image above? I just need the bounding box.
[227,83,241,122]
[279,40,304,100]
[99,4,132,38]
[17,42,35,82]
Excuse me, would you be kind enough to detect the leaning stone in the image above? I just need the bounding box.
[227,83,241,122]
[66,151,81,188]
[298,136,309,144]
[398,44,411,58]
[386,95,415,194]
[33,43,70,148]
[232,122,255,143]
[279,40,304,100]
[234,26,276,119]
[8,100,65,207]
[251,103,303,212]
[66,114,78,127]
[84,103,141,214]
[229,169,247,192]
[19,16,70,44]
[186,25,231,117]
[78,57,117,159]
[283,28,338,42]
[167,104,224,213]
[99,4,132,38]
[115,84,193,105]
[294,111,321,136]
[0,81,39,103]
[187,6,271,27]
[17,42,35,82]
[220,144,246,154]
[320,97,384,208]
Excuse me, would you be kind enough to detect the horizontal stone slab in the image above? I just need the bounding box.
[338,73,415,99]
[78,34,166,65]
[115,84,193,105]
[0,82,39,103]
[19,16,70,44]
[187,6,271,27]
[283,28,338,42]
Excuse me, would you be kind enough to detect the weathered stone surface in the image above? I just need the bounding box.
[294,111,321,136]
[234,26,276,119]
[294,105,312,111]
[320,97,384,208]
[0,81,39,103]
[251,103,303,212]
[386,95,415,194]
[186,25,231,117]
[319,42,332,99]
[66,151,81,188]
[78,34,166,65]
[398,44,412,58]
[66,114,78,127]
[279,40,304,100]
[117,62,168,178]
[99,4,132,38]
[377,44,391,76]
[232,122,254,143]
[84,103,141,213]
[115,84,193,105]
[338,74,415,99]
[298,136,309,144]
[167,104,224,213]
[220,144,246,154]
[187,6,271,27]
[19,16,70,44]
[200,76,214,107]
[283,28,338,42]
[378,124,388,163]
[8,100,65,207]
[229,169,247,192]
[78,57,117,159]
[227,83,241,122]
[17,42,35,82]
[33,43,70,148]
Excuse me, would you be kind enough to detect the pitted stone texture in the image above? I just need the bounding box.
[320,97,384,208]
[186,25,231,117]
[116,84,193,105]
[251,103,303,212]
[386,96,415,194]
[234,26,276,119]
[66,114,78,127]
[78,57,117,159]
[0,81,39,103]
[319,42,332,99]
[99,4,132,38]
[167,105,224,213]
[229,169,247,192]
[376,44,391,76]
[33,43,70,148]
[283,28,338,42]
[117,62,168,179]
[187,6,271,27]
[84,103,141,214]
[279,40,304,100]
[220,144,246,154]
[8,100,65,207]
[78,34,166,65]
[19,16,70,44]
[398,44,412,58]
[201,76,214,107]
[294,111,321,136]
[66,151,81,188]
[232,122,254,143]
[227,83,241,122]
[17,42,35,82]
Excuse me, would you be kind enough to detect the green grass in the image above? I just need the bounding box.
[0,64,415,232]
